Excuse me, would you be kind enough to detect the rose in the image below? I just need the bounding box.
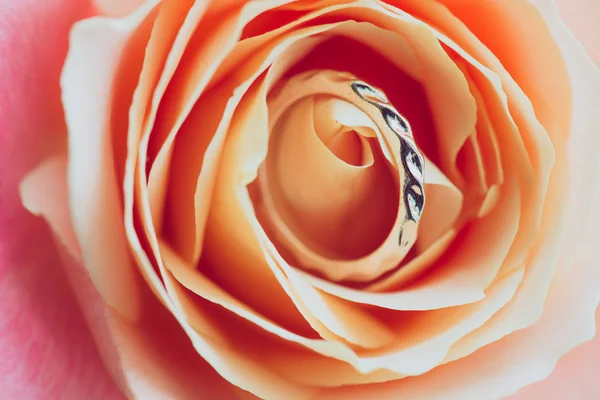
[1,0,599,399]
[2,0,596,396]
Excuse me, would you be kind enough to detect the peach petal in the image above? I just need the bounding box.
[59,2,162,320]
[382,2,554,288]
[212,1,423,89]
[157,272,315,400]
[282,263,397,350]
[317,243,598,400]
[197,33,407,349]
[443,155,568,363]
[354,158,463,291]
[146,3,252,256]
[161,240,362,361]
[214,0,477,177]
[413,0,585,343]
[366,229,458,290]
[146,0,292,265]
[266,356,404,387]
[540,0,600,279]
[261,95,393,262]
[185,26,342,335]
[166,240,439,388]
[457,136,487,195]
[129,0,212,301]
[204,66,371,347]
[229,264,523,383]
[432,0,572,142]
[365,266,524,375]
[304,178,520,310]
[260,225,525,377]
[446,36,559,304]
[457,59,504,190]
[131,0,209,233]
[128,200,313,398]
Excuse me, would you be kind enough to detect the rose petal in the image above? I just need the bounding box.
[0,0,123,397]
[304,177,520,310]
[60,0,163,320]
[146,0,292,266]
[260,95,394,262]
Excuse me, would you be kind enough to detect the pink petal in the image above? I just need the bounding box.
[0,0,122,398]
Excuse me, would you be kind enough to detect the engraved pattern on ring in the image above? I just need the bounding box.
[351,81,426,225]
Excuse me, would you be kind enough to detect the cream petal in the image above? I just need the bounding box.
[20,152,252,400]
[413,159,463,254]
[59,1,161,320]
[21,154,80,260]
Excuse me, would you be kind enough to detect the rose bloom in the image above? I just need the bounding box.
[1,0,600,399]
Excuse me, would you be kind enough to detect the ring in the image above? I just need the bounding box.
[350,80,426,227]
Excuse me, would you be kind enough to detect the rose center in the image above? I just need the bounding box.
[250,70,426,281]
